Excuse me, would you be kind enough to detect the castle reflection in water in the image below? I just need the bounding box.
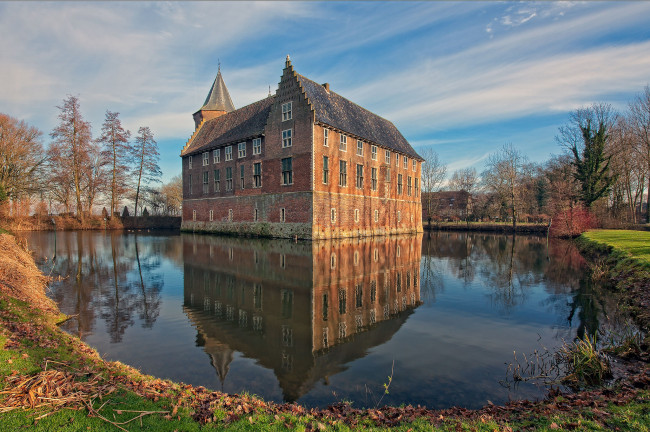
[182,235,422,402]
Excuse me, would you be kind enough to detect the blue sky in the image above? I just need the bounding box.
[1,1,649,180]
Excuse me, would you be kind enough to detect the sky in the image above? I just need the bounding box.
[1,1,649,181]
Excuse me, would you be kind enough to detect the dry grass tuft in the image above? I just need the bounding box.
[0,233,57,314]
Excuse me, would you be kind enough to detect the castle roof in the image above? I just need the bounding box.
[296,74,423,161]
[198,68,235,113]
[182,96,274,156]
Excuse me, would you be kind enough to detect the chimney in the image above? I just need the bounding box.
[322,83,330,92]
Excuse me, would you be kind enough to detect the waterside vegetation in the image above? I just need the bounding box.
[0,230,648,430]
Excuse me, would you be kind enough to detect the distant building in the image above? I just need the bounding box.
[421,190,471,222]
[181,57,423,239]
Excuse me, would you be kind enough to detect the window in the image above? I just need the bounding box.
[280,208,286,222]
[357,140,363,156]
[323,128,329,147]
[385,150,390,164]
[371,145,377,160]
[202,171,209,194]
[371,167,377,191]
[374,209,379,222]
[202,152,209,166]
[331,208,336,223]
[282,102,292,121]
[253,162,261,188]
[214,169,220,192]
[338,289,347,315]
[209,209,214,221]
[213,149,220,163]
[238,142,246,158]
[412,160,417,172]
[226,167,233,191]
[354,209,359,223]
[228,209,233,222]
[225,146,232,161]
[253,138,261,155]
[385,167,391,182]
[188,155,193,169]
[282,129,292,148]
[415,178,419,197]
[407,176,412,196]
[339,160,347,187]
[403,156,408,169]
[281,157,293,185]
[254,208,259,222]
[339,134,347,151]
[323,156,329,184]
[397,174,403,195]
[240,165,245,189]
[356,164,363,189]
[192,209,196,221]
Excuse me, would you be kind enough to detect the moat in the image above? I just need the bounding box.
[24,231,628,409]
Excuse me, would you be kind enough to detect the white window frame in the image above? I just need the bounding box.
[282,129,292,148]
[412,159,417,172]
[374,209,379,222]
[354,209,359,223]
[202,152,209,166]
[253,138,262,155]
[384,150,390,164]
[356,140,363,156]
[209,209,214,221]
[188,155,193,169]
[403,156,408,169]
[323,128,329,147]
[238,142,246,158]
[371,145,377,160]
[282,102,292,121]
[331,208,336,223]
[225,145,233,161]
[339,134,347,152]
[213,149,220,163]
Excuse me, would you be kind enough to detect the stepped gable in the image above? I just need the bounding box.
[296,73,423,161]
[182,96,274,156]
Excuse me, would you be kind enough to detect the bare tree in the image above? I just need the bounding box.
[0,113,46,208]
[482,144,531,229]
[420,149,447,220]
[50,96,93,221]
[132,127,161,216]
[97,111,132,216]
[628,85,650,223]
[160,175,182,216]
[449,167,477,220]
[610,116,645,223]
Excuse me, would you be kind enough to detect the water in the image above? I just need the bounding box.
[24,230,624,409]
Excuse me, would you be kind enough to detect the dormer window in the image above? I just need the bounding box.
[282,102,292,121]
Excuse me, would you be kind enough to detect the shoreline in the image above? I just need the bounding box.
[0,231,648,430]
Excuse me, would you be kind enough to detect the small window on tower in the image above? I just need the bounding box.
[282,102,292,121]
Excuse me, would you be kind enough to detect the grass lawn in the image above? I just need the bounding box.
[582,230,650,265]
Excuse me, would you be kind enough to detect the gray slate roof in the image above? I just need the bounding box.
[200,70,235,113]
[183,96,274,156]
[296,74,422,160]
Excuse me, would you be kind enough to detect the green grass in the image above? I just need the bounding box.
[582,230,650,265]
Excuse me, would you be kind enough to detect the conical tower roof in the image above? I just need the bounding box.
[200,67,235,112]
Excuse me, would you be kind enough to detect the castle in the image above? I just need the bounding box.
[181,57,423,239]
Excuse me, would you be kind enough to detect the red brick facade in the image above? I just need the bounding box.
[181,58,423,239]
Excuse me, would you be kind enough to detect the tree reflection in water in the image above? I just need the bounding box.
[27,231,164,343]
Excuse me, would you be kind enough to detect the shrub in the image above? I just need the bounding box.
[550,204,598,237]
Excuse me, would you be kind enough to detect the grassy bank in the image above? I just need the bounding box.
[0,232,649,431]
